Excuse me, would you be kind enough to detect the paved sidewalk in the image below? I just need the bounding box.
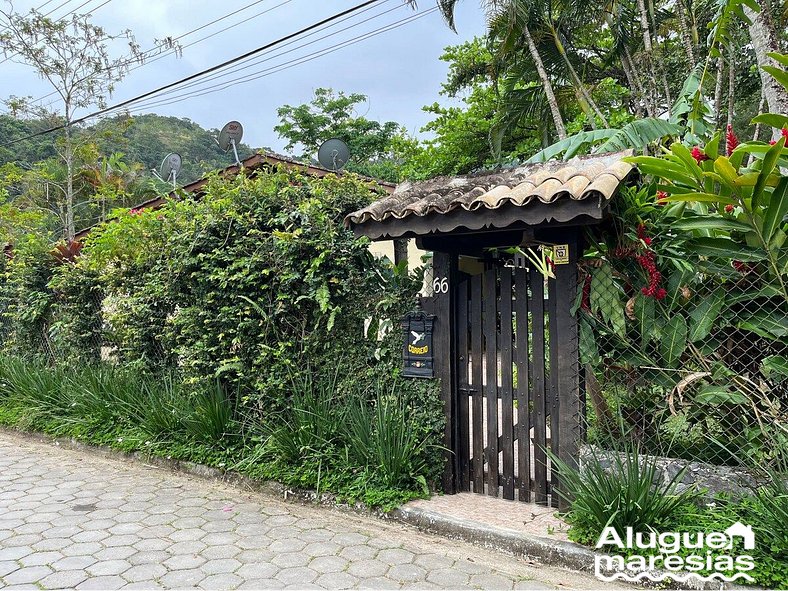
[0,432,626,590]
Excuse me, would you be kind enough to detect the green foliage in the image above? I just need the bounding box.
[92,114,255,185]
[274,88,408,183]
[0,167,444,508]
[552,448,698,546]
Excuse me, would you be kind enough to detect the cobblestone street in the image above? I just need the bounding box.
[0,432,625,590]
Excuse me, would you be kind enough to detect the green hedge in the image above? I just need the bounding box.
[0,167,445,504]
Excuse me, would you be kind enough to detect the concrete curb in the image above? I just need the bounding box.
[390,505,595,573]
[0,427,761,590]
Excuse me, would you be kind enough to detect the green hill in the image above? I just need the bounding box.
[0,113,255,185]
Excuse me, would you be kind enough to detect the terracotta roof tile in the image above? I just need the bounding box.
[345,150,635,227]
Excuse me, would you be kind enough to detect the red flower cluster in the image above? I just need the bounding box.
[656,190,668,203]
[635,224,666,300]
[129,208,142,216]
[726,124,739,156]
[581,274,592,312]
[637,251,667,299]
[725,204,735,213]
[732,260,752,274]
[691,146,710,164]
[769,127,788,145]
[637,223,652,246]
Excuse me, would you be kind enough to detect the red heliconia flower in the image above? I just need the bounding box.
[732,260,751,274]
[656,190,668,202]
[636,249,665,299]
[770,128,788,145]
[725,204,734,213]
[691,146,710,164]
[581,274,592,312]
[726,124,739,156]
[643,237,652,246]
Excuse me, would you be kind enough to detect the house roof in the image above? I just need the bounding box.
[73,150,396,242]
[345,150,636,240]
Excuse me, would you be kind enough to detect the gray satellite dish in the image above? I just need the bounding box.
[318,138,350,171]
[218,121,244,165]
[152,152,182,188]
[161,153,182,188]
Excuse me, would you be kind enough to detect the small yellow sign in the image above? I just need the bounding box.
[553,244,570,265]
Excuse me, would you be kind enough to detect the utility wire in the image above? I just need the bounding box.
[127,7,437,114]
[1,0,385,147]
[130,0,401,104]
[20,0,293,108]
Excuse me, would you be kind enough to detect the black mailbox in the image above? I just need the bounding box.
[401,306,435,378]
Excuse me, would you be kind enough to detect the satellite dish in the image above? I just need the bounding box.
[162,153,181,178]
[153,152,182,188]
[318,138,350,171]
[218,121,243,165]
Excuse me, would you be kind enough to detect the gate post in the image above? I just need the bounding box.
[430,250,459,494]
[552,231,581,511]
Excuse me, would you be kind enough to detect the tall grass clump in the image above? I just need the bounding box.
[265,371,345,465]
[186,380,234,441]
[551,447,699,545]
[344,385,431,490]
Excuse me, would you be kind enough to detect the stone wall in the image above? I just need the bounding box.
[580,446,759,500]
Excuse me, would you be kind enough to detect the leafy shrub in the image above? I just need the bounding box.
[552,447,698,545]
[344,386,431,490]
[186,381,234,442]
[0,166,446,507]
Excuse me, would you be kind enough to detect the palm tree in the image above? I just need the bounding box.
[434,0,569,138]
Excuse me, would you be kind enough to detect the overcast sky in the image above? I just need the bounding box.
[2,0,485,156]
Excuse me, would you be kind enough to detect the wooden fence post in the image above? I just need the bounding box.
[552,231,581,511]
[430,250,458,494]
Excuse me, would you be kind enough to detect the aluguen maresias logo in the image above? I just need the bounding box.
[594,522,756,584]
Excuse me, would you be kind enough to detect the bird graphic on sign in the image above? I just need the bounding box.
[411,330,425,345]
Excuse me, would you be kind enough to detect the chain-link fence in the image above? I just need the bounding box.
[578,253,788,470]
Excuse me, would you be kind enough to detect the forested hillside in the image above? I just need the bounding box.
[0,113,254,185]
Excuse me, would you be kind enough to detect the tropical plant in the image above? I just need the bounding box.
[551,447,699,545]
[578,51,788,467]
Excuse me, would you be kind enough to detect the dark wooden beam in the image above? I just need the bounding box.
[429,251,459,494]
[551,228,582,512]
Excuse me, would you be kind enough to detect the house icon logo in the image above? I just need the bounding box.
[725,522,755,550]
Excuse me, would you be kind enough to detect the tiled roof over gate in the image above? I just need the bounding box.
[345,150,635,233]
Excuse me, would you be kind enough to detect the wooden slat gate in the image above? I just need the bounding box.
[453,256,581,507]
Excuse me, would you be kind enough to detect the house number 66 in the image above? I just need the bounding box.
[432,277,449,294]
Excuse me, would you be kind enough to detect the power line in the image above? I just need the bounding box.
[1,0,386,147]
[127,7,438,114]
[129,0,401,105]
[20,0,294,109]
[133,9,419,112]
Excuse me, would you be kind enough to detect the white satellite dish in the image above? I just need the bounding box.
[161,153,182,188]
[318,138,350,171]
[218,121,244,165]
[152,152,183,188]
